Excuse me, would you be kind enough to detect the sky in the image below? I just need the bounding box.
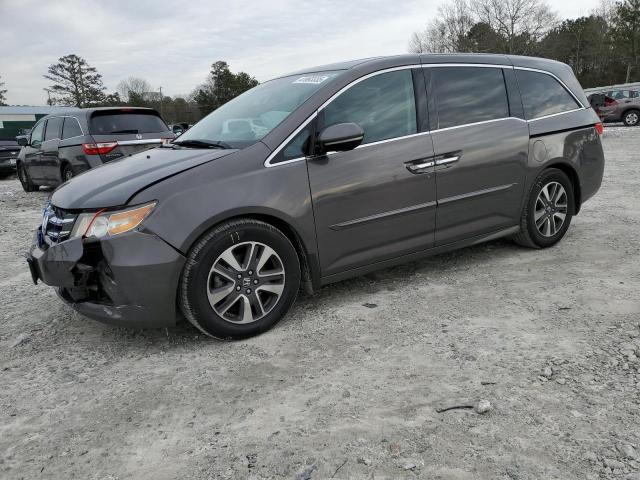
[0,0,602,105]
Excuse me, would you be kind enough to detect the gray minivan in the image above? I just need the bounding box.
[16,107,174,190]
[27,54,605,339]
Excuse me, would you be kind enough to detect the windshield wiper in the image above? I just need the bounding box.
[172,139,232,149]
[111,129,139,134]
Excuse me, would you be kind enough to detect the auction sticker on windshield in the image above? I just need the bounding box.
[293,75,331,84]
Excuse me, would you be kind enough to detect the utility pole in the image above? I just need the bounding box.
[159,86,163,118]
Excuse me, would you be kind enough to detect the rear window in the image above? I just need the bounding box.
[90,111,168,135]
[516,70,580,120]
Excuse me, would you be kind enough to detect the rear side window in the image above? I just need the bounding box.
[44,117,63,141]
[323,69,417,145]
[432,67,509,129]
[516,70,580,119]
[62,117,83,139]
[90,111,168,135]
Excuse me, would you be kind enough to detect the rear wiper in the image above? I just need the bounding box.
[111,129,139,134]
[172,139,232,149]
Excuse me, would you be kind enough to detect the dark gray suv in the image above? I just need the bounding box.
[27,54,605,339]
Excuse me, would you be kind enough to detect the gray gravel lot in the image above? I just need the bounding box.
[1,127,639,480]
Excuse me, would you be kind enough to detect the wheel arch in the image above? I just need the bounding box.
[181,210,320,295]
[543,161,582,215]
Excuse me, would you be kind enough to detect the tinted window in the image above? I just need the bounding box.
[44,117,63,141]
[432,67,509,129]
[30,121,45,145]
[516,70,580,119]
[90,112,168,135]
[323,70,417,144]
[62,117,83,139]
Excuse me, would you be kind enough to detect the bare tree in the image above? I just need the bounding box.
[409,0,475,53]
[470,0,558,54]
[116,77,152,105]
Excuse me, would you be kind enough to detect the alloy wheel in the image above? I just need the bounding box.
[534,181,568,237]
[207,241,285,324]
[625,111,639,126]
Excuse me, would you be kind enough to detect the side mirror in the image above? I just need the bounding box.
[318,122,364,153]
[16,136,29,147]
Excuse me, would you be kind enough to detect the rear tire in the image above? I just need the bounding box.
[179,219,301,339]
[17,163,38,192]
[513,168,574,249]
[61,164,74,182]
[623,109,639,127]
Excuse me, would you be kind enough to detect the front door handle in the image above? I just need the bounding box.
[406,159,435,173]
[435,156,459,166]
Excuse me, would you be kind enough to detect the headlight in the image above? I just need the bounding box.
[71,202,156,239]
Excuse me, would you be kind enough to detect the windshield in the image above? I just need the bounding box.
[177,71,343,149]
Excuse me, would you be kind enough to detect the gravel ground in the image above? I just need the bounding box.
[1,126,639,480]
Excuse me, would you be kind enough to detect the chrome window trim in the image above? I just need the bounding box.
[264,62,584,168]
[527,107,586,122]
[513,66,585,109]
[265,65,421,167]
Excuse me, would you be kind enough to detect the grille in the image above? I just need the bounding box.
[42,205,77,244]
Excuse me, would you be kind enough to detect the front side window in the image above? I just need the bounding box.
[44,117,62,141]
[322,70,417,145]
[178,71,342,149]
[432,67,509,129]
[30,121,45,146]
[516,70,580,120]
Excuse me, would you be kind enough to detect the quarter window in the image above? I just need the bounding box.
[516,70,580,120]
[44,117,63,141]
[432,67,509,129]
[322,70,417,145]
[62,117,83,139]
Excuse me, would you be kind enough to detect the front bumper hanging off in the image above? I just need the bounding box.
[26,228,186,328]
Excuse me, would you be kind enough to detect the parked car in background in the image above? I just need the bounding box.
[27,54,604,339]
[170,122,190,136]
[588,89,640,126]
[16,107,174,191]
[0,138,21,177]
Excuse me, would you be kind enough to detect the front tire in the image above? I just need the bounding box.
[17,163,38,192]
[179,219,301,339]
[623,109,639,127]
[513,168,574,249]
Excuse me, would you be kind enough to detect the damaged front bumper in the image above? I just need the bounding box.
[27,228,186,328]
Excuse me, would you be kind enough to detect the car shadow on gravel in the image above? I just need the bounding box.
[50,237,525,347]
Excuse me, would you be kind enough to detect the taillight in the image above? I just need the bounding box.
[82,142,118,155]
[595,123,603,136]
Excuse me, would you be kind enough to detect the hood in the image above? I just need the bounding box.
[51,147,236,210]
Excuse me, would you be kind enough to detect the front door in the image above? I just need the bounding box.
[40,116,63,183]
[307,68,437,277]
[427,66,529,246]
[24,120,46,182]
